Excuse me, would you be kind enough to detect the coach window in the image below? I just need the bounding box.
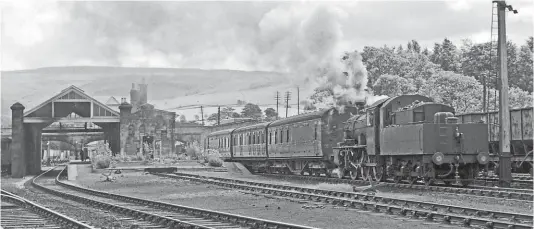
[275,130,278,144]
[269,132,272,144]
[314,124,318,140]
[287,129,290,142]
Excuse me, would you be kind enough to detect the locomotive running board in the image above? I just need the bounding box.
[333,145,367,149]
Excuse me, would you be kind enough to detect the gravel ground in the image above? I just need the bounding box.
[72,171,461,229]
[177,171,533,215]
[1,174,141,229]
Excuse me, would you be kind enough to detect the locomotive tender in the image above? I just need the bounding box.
[206,94,491,186]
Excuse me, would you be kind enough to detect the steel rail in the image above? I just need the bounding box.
[156,172,534,229]
[33,167,219,229]
[1,189,95,229]
[252,172,533,201]
[46,166,318,229]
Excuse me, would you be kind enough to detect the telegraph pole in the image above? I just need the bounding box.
[275,91,280,120]
[217,106,221,125]
[495,0,517,187]
[297,87,300,115]
[285,91,291,118]
[200,106,204,126]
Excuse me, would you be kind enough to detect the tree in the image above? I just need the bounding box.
[361,44,439,90]
[194,115,200,121]
[516,37,533,92]
[438,38,462,73]
[430,43,442,65]
[372,74,416,97]
[241,103,262,120]
[422,48,430,56]
[508,87,533,109]
[411,40,421,53]
[206,113,219,122]
[264,108,278,120]
[221,107,240,119]
[179,115,187,123]
[419,71,483,113]
[483,87,532,111]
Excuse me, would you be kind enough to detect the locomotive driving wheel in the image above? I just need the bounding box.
[358,150,371,181]
[369,156,384,182]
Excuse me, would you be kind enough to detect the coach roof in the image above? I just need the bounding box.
[233,122,270,132]
[268,108,336,127]
[207,128,235,137]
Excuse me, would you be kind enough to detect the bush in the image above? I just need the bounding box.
[186,145,202,160]
[93,155,111,169]
[207,155,223,167]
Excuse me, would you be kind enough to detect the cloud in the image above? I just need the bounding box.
[1,1,532,72]
[446,0,473,11]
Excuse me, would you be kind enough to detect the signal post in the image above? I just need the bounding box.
[494,0,517,187]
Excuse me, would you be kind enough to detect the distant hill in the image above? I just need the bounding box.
[1,66,298,126]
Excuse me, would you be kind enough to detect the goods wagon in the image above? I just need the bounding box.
[456,107,533,174]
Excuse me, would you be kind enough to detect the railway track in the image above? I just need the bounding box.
[33,166,318,229]
[1,190,93,229]
[153,172,534,229]
[251,172,533,201]
[477,177,533,187]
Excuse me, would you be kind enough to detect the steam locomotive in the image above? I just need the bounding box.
[206,94,491,186]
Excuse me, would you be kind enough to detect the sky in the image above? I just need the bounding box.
[1,0,533,72]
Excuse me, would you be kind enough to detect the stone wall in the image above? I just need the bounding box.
[120,105,176,157]
[174,123,208,148]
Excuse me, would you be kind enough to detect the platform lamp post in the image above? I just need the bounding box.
[74,140,78,160]
[46,141,51,165]
[495,0,517,188]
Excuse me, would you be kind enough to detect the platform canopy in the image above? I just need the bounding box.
[23,85,120,123]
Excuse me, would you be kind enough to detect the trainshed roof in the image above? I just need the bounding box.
[268,108,335,127]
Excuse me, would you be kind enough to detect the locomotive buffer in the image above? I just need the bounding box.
[494,0,517,187]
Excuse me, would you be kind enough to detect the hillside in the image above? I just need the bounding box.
[1,66,298,126]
